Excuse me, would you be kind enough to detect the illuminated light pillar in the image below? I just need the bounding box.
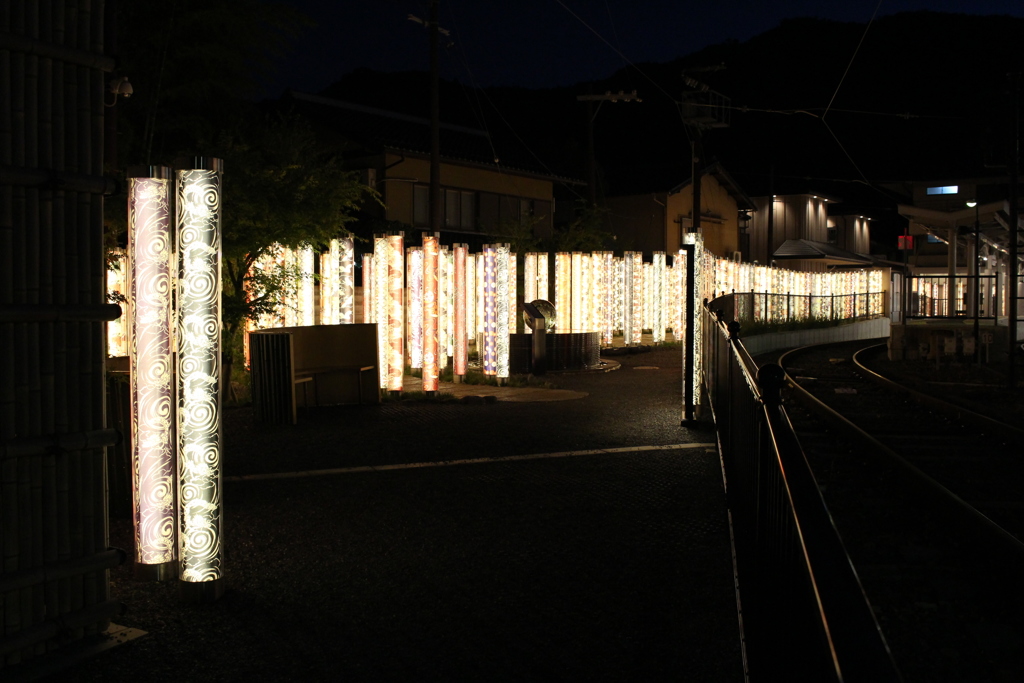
[580,253,591,332]
[537,252,549,302]
[476,251,486,340]
[175,158,224,602]
[282,247,296,328]
[483,245,498,375]
[422,234,440,393]
[653,251,666,342]
[128,167,176,581]
[621,252,635,344]
[339,237,355,324]
[496,244,511,378]
[386,233,405,391]
[571,252,583,332]
[446,247,456,360]
[298,244,315,326]
[465,252,476,354]
[524,253,538,303]
[614,256,624,336]
[555,252,571,331]
[362,253,373,325]
[408,247,424,369]
[508,252,518,334]
[438,247,448,368]
[373,235,389,388]
[454,244,468,376]
[107,249,129,357]
[320,244,338,326]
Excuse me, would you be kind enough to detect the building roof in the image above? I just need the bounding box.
[284,91,581,184]
[669,162,757,211]
[773,239,873,266]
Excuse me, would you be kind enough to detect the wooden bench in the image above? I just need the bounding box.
[250,324,379,424]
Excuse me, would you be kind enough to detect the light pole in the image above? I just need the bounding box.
[576,90,641,206]
[967,200,981,353]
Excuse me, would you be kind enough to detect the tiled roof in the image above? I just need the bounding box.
[285,91,578,182]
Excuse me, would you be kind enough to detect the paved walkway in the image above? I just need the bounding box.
[62,347,744,683]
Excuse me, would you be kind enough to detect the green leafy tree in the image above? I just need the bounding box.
[214,112,373,352]
[551,202,615,252]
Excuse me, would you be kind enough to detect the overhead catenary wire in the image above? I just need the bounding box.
[441,4,590,203]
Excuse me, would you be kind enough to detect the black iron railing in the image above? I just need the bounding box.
[702,296,900,682]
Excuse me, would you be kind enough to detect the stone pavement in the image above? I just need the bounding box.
[57,346,744,683]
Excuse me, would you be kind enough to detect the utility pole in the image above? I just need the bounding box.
[1010,71,1019,391]
[680,70,729,247]
[679,68,729,424]
[429,0,442,236]
[576,90,641,206]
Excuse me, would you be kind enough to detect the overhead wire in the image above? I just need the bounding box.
[441,2,589,206]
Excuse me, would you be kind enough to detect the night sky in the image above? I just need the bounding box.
[263,0,1024,99]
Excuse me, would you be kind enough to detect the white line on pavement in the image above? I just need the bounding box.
[225,443,718,482]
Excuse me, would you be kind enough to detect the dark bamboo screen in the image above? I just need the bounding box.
[1,0,124,670]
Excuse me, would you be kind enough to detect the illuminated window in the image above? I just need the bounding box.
[926,185,958,195]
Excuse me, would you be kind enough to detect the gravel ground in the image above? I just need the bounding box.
[46,347,743,683]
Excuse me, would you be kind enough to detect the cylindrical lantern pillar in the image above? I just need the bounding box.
[128,166,176,581]
[386,233,405,392]
[408,247,424,369]
[454,244,468,376]
[483,245,498,375]
[496,244,511,378]
[175,158,224,602]
[422,234,440,393]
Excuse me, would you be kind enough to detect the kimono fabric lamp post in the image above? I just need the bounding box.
[176,158,225,602]
[128,166,176,581]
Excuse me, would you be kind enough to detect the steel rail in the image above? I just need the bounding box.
[779,343,1024,557]
[851,343,1024,443]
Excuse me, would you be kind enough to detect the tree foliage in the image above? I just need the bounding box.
[110,1,374,361]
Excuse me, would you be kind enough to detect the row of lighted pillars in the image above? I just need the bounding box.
[363,240,691,391]
[128,161,224,602]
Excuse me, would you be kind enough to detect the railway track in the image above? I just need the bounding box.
[771,339,1024,683]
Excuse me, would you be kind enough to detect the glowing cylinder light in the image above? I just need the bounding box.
[408,247,423,369]
[362,253,373,324]
[465,253,476,352]
[445,247,455,360]
[128,168,176,580]
[653,252,666,343]
[623,252,641,344]
[321,236,355,325]
[339,237,355,324]
[571,252,583,332]
[175,159,224,600]
[386,233,405,391]
[373,235,389,387]
[454,244,468,376]
[476,252,485,339]
[496,244,511,378]
[320,246,338,325]
[422,234,440,392]
[298,245,315,326]
[483,245,498,375]
[438,247,448,367]
[524,253,538,304]
[508,252,518,334]
[107,249,129,357]
[537,252,549,303]
[555,252,571,331]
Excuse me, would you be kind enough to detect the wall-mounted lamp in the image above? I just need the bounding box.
[105,75,133,106]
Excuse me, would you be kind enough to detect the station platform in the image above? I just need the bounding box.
[68,347,744,682]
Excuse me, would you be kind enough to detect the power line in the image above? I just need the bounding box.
[823,0,884,120]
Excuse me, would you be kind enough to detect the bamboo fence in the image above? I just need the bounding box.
[1,0,124,671]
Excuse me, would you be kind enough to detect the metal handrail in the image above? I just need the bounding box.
[703,296,900,682]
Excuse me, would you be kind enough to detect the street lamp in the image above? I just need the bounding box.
[967,200,980,350]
